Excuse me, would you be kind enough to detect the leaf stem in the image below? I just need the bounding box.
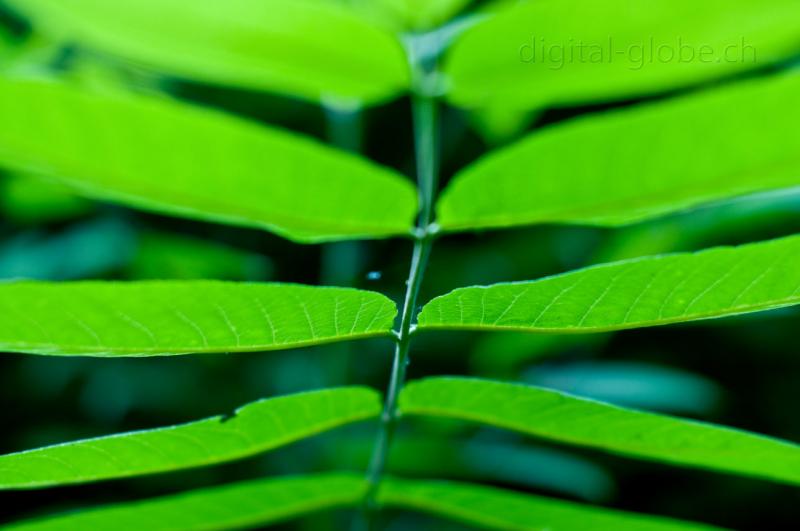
[412,94,440,230]
[357,89,439,529]
[323,99,364,155]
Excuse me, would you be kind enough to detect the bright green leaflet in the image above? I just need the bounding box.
[320,0,472,31]
[0,78,418,243]
[1,473,368,531]
[0,281,397,357]
[400,378,800,486]
[438,72,800,233]
[372,0,473,30]
[6,0,409,105]
[469,104,539,146]
[379,478,721,531]
[444,0,800,110]
[3,473,712,531]
[418,235,800,334]
[0,388,380,489]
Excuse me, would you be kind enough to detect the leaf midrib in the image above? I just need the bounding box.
[0,329,394,357]
[417,297,800,334]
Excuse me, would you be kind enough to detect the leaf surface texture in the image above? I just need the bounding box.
[0,388,380,489]
[2,473,368,531]
[438,73,800,232]
[0,78,418,243]
[418,236,800,334]
[0,281,397,356]
[401,378,800,485]
[379,477,722,530]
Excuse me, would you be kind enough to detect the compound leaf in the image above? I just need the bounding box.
[438,72,800,233]
[444,0,800,110]
[379,477,722,531]
[0,388,380,489]
[418,235,800,334]
[0,281,397,357]
[400,378,800,485]
[7,0,409,104]
[2,473,367,531]
[0,78,418,243]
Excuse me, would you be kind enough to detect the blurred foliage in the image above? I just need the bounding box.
[0,1,798,530]
[0,173,93,225]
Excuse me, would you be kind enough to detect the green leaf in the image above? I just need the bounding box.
[2,473,367,531]
[372,0,473,30]
[0,281,397,357]
[400,377,800,485]
[7,0,409,104]
[418,235,800,334]
[444,0,800,110]
[469,104,539,146]
[0,78,418,243]
[379,477,721,531]
[437,72,800,233]
[0,388,379,489]
[3,473,712,531]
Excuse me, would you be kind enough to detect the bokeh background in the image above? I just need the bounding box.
[1,1,799,529]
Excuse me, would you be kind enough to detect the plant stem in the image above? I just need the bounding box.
[412,94,439,229]
[357,90,439,530]
[323,100,364,154]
